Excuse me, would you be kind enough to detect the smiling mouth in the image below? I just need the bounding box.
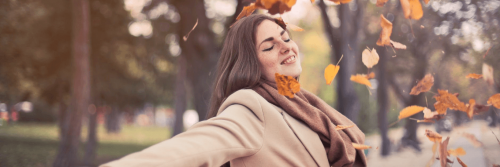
[281,55,296,65]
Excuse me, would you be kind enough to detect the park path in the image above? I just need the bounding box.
[366,120,499,167]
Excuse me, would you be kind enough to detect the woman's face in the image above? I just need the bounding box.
[255,20,301,82]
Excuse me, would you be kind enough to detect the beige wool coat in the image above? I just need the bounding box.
[101,89,362,167]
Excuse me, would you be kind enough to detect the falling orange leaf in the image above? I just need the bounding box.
[448,147,466,156]
[425,129,443,142]
[465,73,483,79]
[335,125,354,130]
[410,74,434,95]
[398,105,425,119]
[330,0,352,4]
[366,72,376,79]
[463,133,483,148]
[390,40,407,50]
[439,137,450,167]
[376,14,392,46]
[325,64,340,85]
[236,3,257,21]
[474,104,490,115]
[286,23,304,31]
[376,0,389,7]
[434,90,467,114]
[362,48,379,68]
[488,93,500,109]
[457,157,467,167]
[183,19,198,41]
[466,99,475,119]
[255,0,297,15]
[483,63,494,86]
[350,74,372,88]
[352,143,372,150]
[275,73,300,98]
[400,0,423,20]
[310,0,315,3]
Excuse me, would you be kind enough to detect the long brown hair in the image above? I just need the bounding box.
[206,14,284,119]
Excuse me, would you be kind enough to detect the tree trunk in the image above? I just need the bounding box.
[172,55,187,137]
[57,100,68,141]
[53,0,91,166]
[377,48,390,156]
[335,2,363,123]
[171,0,218,121]
[105,107,122,134]
[83,105,98,166]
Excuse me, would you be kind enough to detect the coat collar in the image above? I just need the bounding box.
[272,105,330,167]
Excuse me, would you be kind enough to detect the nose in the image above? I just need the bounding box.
[280,41,291,55]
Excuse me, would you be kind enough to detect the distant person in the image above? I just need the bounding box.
[101,14,366,167]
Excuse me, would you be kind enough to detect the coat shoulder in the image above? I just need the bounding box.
[217,89,267,122]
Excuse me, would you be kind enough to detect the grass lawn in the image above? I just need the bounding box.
[0,122,171,167]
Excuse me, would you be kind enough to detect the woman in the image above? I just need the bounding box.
[101,14,366,167]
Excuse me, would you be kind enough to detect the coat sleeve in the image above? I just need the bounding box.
[99,104,265,167]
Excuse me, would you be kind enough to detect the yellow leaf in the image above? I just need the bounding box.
[425,129,442,142]
[324,64,340,85]
[286,23,304,32]
[255,0,297,15]
[488,93,500,109]
[330,0,352,4]
[335,125,354,130]
[410,74,434,95]
[362,48,379,68]
[275,73,300,98]
[350,74,372,88]
[465,73,483,79]
[409,0,423,20]
[448,147,466,156]
[466,99,475,119]
[400,0,411,19]
[352,143,372,150]
[483,63,494,86]
[376,14,392,46]
[398,105,425,119]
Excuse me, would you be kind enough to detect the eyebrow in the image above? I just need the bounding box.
[258,30,286,48]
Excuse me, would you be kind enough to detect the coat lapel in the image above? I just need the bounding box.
[272,105,330,167]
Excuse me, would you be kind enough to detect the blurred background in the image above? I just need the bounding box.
[0,0,499,166]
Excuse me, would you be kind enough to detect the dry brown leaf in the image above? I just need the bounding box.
[488,93,500,109]
[350,74,372,88]
[423,107,439,119]
[183,19,198,41]
[463,132,483,148]
[474,104,490,115]
[335,125,354,130]
[398,105,425,119]
[376,0,389,6]
[426,141,439,167]
[236,3,257,21]
[376,14,393,46]
[324,64,340,85]
[425,129,443,142]
[434,90,468,114]
[362,48,379,68]
[410,74,434,95]
[457,157,467,167]
[440,137,450,167]
[465,73,483,79]
[255,0,297,15]
[417,119,435,123]
[466,99,476,119]
[275,73,300,98]
[483,63,494,86]
[352,143,372,150]
[390,40,407,49]
[448,147,466,156]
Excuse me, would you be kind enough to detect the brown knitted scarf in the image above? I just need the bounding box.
[252,80,367,167]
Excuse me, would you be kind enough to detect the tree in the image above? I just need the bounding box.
[52,0,91,166]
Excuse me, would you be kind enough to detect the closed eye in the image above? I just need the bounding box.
[263,45,274,51]
[284,38,291,42]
